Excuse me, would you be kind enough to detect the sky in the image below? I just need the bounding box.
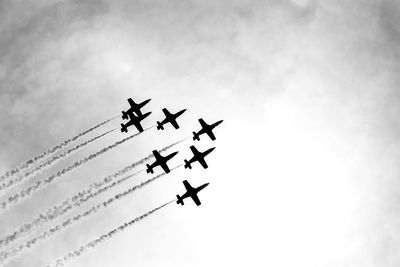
[0,0,400,266]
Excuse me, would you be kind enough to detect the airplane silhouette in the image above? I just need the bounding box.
[184,145,215,169]
[120,112,151,133]
[176,180,209,206]
[122,98,151,119]
[146,150,178,174]
[193,118,223,141]
[156,108,186,130]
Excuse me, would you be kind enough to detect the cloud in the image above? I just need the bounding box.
[0,0,400,266]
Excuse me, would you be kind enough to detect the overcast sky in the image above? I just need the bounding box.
[0,0,400,266]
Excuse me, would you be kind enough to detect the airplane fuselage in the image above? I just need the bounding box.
[146,151,178,173]
[176,181,209,206]
[184,146,215,169]
[120,111,151,133]
[122,98,151,120]
[157,108,186,130]
[193,119,223,141]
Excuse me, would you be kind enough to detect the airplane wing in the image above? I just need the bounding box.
[199,118,207,128]
[191,194,201,206]
[207,131,216,141]
[170,120,179,129]
[190,145,199,156]
[183,180,193,191]
[160,162,170,173]
[122,120,133,129]
[153,150,162,161]
[198,158,208,169]
[162,108,171,116]
[134,121,144,132]
[128,98,135,107]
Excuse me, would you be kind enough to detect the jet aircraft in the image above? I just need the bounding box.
[122,98,151,119]
[176,180,209,206]
[184,145,215,169]
[120,112,151,133]
[156,108,186,130]
[192,118,223,141]
[146,150,178,174]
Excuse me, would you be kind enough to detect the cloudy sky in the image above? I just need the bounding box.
[0,0,400,266]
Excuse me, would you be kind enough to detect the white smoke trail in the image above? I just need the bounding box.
[0,171,140,251]
[0,129,116,193]
[47,200,174,267]
[0,140,184,249]
[0,115,119,184]
[0,168,179,264]
[0,126,153,214]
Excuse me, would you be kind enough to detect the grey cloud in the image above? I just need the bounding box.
[0,1,400,266]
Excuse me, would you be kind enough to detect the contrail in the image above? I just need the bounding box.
[0,126,153,213]
[0,115,119,184]
[47,200,174,267]
[0,172,143,251]
[0,129,116,193]
[0,168,178,264]
[0,141,185,249]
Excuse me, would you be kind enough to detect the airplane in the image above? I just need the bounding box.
[146,150,178,174]
[192,118,223,141]
[122,98,151,119]
[121,112,151,133]
[184,145,215,169]
[156,108,186,130]
[176,180,209,206]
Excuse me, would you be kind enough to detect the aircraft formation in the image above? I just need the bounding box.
[121,97,223,206]
[0,96,223,265]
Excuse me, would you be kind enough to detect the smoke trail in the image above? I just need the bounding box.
[0,126,152,213]
[0,169,178,264]
[0,115,119,184]
[0,129,116,192]
[0,141,185,249]
[47,200,174,267]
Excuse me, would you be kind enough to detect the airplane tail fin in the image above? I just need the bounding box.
[184,160,192,169]
[120,124,128,133]
[193,132,200,141]
[176,195,184,205]
[156,121,164,130]
[146,164,153,174]
[122,111,128,120]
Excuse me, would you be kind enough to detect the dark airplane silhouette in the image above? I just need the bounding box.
[184,145,215,169]
[146,150,178,174]
[122,98,151,119]
[193,118,223,141]
[176,180,209,206]
[120,112,151,133]
[156,108,186,130]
